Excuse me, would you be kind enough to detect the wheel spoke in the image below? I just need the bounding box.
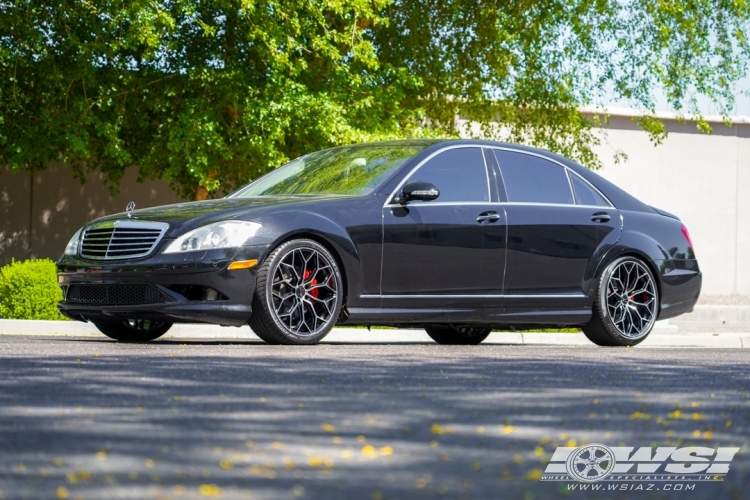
[271,246,338,337]
[605,260,656,339]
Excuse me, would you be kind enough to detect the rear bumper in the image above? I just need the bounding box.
[57,246,266,327]
[658,259,702,320]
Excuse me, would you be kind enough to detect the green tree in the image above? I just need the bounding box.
[1,0,748,199]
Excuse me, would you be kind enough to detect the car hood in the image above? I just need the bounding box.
[89,195,348,235]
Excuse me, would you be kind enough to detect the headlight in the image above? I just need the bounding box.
[163,221,261,254]
[64,228,82,256]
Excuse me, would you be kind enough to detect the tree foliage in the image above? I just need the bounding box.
[1,0,749,199]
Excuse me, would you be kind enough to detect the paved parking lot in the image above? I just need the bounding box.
[0,334,749,499]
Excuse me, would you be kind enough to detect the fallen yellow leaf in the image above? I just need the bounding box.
[527,469,543,480]
[198,484,222,497]
[362,445,377,457]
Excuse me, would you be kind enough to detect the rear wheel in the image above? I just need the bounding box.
[249,239,343,345]
[425,326,492,345]
[583,256,659,347]
[93,319,172,342]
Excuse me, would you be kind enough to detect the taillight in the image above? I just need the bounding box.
[681,224,694,250]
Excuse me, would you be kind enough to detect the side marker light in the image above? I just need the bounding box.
[228,259,258,270]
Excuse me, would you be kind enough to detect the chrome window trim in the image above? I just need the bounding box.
[485,146,615,208]
[383,145,491,209]
[383,147,616,212]
[565,168,576,204]
[361,292,587,299]
[385,202,498,208]
[566,169,615,208]
[500,202,614,209]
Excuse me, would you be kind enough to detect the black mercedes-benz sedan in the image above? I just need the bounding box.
[57,139,701,346]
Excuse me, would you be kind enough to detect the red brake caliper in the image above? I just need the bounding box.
[303,269,319,298]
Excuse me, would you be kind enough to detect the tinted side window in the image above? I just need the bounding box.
[494,150,574,204]
[407,148,488,202]
[570,172,610,207]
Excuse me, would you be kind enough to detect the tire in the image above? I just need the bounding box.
[583,256,659,347]
[249,239,343,345]
[93,319,172,342]
[424,326,492,345]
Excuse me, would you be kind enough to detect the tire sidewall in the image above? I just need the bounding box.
[597,255,659,342]
[262,239,343,343]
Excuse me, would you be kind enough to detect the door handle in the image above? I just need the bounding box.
[591,212,611,223]
[477,211,501,223]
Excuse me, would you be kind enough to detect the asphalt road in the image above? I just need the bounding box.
[0,335,748,500]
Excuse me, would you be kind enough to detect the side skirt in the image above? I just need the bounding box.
[342,307,592,328]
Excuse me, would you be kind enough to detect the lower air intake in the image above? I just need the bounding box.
[66,284,166,306]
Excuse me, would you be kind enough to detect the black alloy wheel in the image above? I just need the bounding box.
[583,256,659,346]
[250,239,343,345]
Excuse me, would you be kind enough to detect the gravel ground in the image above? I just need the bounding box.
[0,335,748,500]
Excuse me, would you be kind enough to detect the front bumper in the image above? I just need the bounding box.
[57,245,268,327]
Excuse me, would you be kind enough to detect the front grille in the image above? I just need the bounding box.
[80,221,168,260]
[66,284,166,305]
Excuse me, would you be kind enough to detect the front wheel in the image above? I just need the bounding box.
[93,319,172,342]
[425,326,492,345]
[249,239,343,345]
[583,256,659,347]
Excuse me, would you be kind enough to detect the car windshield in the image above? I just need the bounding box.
[232,144,427,197]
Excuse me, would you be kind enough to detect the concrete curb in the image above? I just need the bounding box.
[671,305,750,332]
[0,319,747,347]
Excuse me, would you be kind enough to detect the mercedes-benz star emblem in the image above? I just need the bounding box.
[126,201,136,218]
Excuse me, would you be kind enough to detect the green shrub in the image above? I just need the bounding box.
[0,259,68,320]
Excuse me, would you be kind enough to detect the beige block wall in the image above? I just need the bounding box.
[0,163,184,264]
[592,116,749,296]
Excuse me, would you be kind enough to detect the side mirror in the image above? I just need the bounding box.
[393,181,440,204]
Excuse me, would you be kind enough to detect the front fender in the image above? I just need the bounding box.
[245,210,364,303]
